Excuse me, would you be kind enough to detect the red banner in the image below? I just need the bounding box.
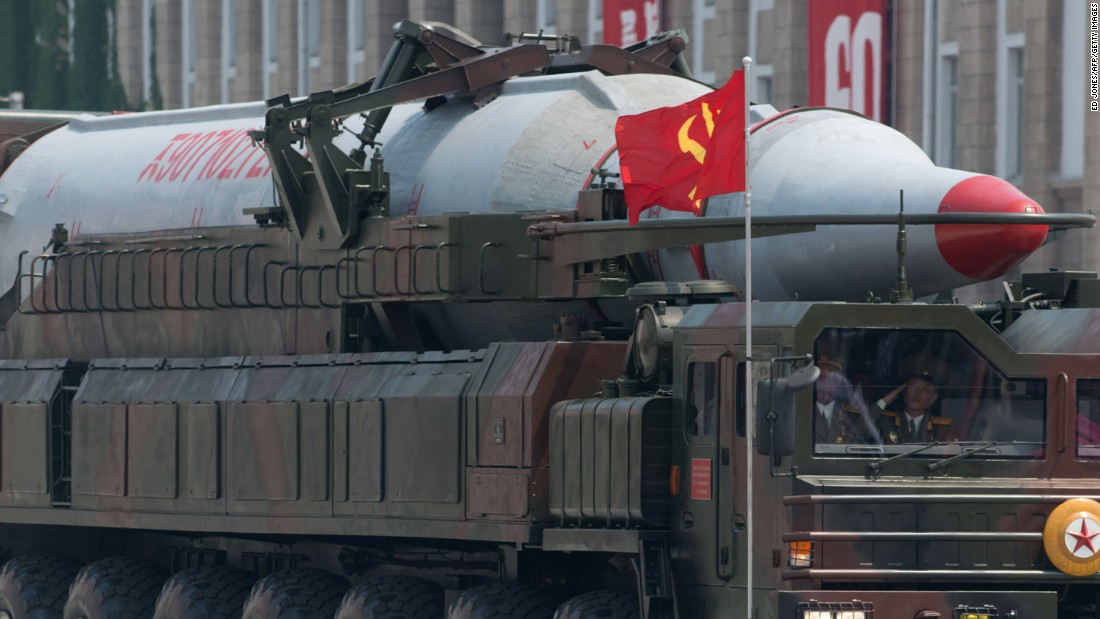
[602,0,661,46]
[807,0,888,122]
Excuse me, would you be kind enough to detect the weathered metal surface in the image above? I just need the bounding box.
[549,396,672,527]
[467,468,531,518]
[71,403,126,497]
[339,400,382,503]
[0,361,68,506]
[541,528,641,553]
[126,403,178,499]
[2,403,49,496]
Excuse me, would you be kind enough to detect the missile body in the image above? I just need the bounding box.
[0,102,275,289]
[0,71,1045,309]
[690,107,1046,301]
[376,73,1045,302]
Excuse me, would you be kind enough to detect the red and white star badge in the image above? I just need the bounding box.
[1066,515,1100,558]
[1045,498,1100,576]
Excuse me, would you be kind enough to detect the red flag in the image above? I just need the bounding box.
[615,70,746,224]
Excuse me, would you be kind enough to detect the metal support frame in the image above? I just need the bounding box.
[249,20,690,250]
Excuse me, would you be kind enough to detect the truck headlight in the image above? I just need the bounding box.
[800,610,868,618]
[797,600,873,618]
[788,540,814,568]
[954,606,1000,619]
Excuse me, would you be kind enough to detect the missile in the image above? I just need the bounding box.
[666,106,1051,301]
[375,79,1054,302]
[0,70,1062,309]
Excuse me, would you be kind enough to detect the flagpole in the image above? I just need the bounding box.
[741,55,753,619]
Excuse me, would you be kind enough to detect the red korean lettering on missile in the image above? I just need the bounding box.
[137,129,271,184]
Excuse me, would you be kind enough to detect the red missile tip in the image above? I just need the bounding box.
[934,175,1047,280]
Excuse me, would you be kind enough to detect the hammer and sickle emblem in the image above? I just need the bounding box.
[677,102,718,209]
[678,101,717,165]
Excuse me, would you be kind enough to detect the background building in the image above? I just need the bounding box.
[94,0,1100,299]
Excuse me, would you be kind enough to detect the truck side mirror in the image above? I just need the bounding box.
[756,363,819,456]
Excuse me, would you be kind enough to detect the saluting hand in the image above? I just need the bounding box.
[882,382,907,407]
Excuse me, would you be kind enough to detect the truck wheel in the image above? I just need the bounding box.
[241,568,348,619]
[335,576,443,619]
[62,556,168,619]
[0,554,81,619]
[553,590,640,619]
[448,583,557,619]
[152,565,255,619]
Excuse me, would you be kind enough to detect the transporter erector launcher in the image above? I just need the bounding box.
[0,21,1094,619]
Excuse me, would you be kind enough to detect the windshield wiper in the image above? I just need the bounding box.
[924,440,1046,474]
[925,441,999,474]
[867,441,945,478]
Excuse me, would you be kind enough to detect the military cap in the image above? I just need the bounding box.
[816,353,844,372]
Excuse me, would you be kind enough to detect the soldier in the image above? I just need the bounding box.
[873,371,953,444]
[813,355,868,444]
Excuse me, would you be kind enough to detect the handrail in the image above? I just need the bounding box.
[782,568,1066,581]
[782,531,1042,542]
[784,493,1100,505]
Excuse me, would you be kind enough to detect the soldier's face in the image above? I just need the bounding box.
[816,368,842,403]
[904,378,938,411]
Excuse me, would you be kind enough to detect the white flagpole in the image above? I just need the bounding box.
[741,56,754,619]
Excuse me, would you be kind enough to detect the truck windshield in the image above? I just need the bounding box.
[810,327,1046,459]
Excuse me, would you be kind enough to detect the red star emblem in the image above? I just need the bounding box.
[1068,517,1100,554]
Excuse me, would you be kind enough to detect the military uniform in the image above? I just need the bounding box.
[873,407,953,444]
[815,401,870,444]
[870,369,951,444]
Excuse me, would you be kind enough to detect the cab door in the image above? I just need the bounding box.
[672,345,735,585]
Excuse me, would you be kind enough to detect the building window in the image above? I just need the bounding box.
[67,0,75,63]
[106,4,116,76]
[307,0,321,65]
[298,0,321,94]
[748,0,774,104]
[347,0,365,83]
[754,73,772,104]
[181,0,196,107]
[692,0,717,84]
[141,0,153,106]
[537,0,557,35]
[996,0,1025,182]
[1061,0,1085,178]
[262,0,278,99]
[935,45,958,168]
[587,0,603,44]
[1002,46,1024,181]
[221,0,237,104]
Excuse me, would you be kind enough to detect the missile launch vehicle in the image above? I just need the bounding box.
[0,19,1098,619]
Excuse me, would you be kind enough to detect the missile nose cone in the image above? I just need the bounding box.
[935,175,1047,280]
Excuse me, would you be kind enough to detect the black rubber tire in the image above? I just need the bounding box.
[552,590,640,619]
[334,576,443,619]
[62,556,169,619]
[0,554,82,619]
[447,583,557,619]
[152,565,255,619]
[240,568,348,619]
